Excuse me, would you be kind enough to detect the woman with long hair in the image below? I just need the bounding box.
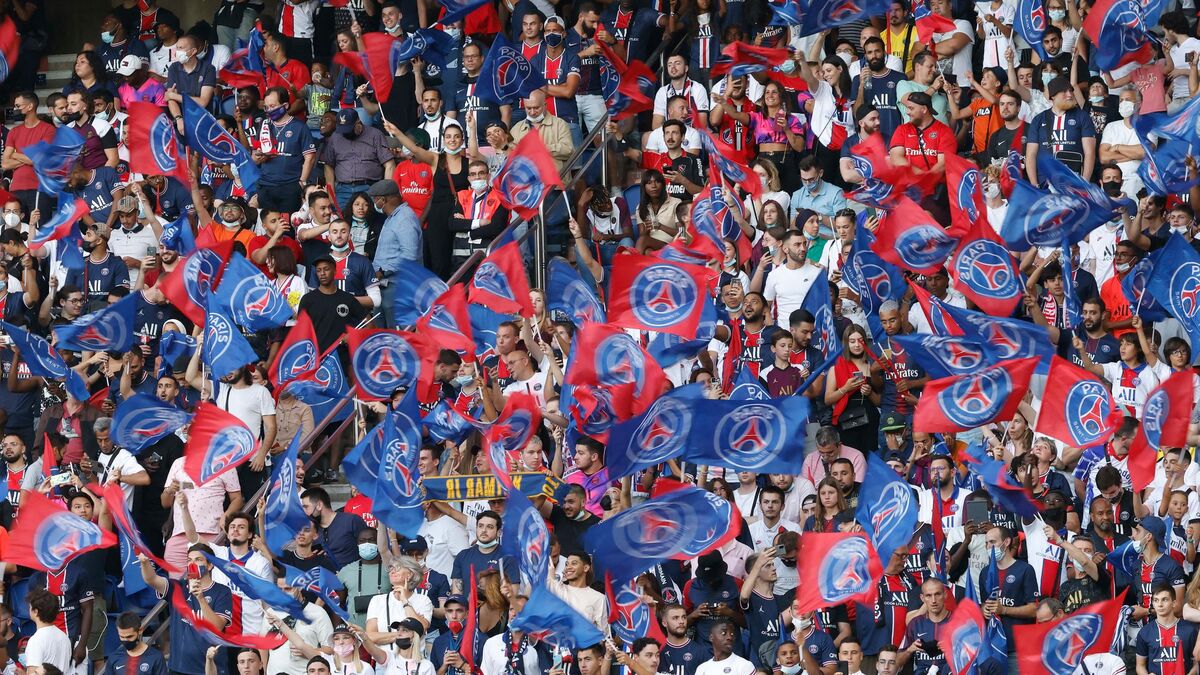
[824,324,880,454]
[344,191,383,259]
[635,170,682,254]
[331,30,365,110]
[63,51,118,98]
[744,160,792,231]
[476,569,511,637]
[266,245,310,323]
[747,81,807,194]
[799,44,855,186]
[804,478,848,532]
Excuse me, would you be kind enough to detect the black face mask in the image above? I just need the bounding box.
[62,111,82,123]
[780,557,797,568]
[395,638,414,651]
[1042,506,1066,525]
[1102,181,1122,197]
[120,639,140,650]
[81,240,95,253]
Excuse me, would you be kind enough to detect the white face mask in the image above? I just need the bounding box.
[792,616,811,632]
[1116,261,1132,273]
[984,183,1000,199]
[3,213,19,228]
[836,51,854,65]
[176,50,192,63]
[470,179,487,192]
[779,665,802,675]
[1171,225,1190,235]
[1119,100,1136,118]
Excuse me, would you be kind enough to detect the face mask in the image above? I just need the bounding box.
[3,213,19,228]
[1102,180,1122,196]
[792,616,811,632]
[453,375,473,387]
[343,129,360,140]
[1172,226,1190,235]
[1048,8,1066,20]
[394,638,414,651]
[373,200,385,214]
[984,183,1000,199]
[386,24,404,36]
[1115,262,1132,273]
[779,665,802,675]
[63,111,82,124]
[220,217,241,229]
[95,110,110,123]
[544,32,564,47]
[1089,95,1104,105]
[447,620,464,634]
[478,539,498,550]
[1131,538,1144,553]
[836,51,854,65]
[1119,101,1136,118]
[445,27,462,40]
[444,144,463,155]
[759,176,768,190]
[470,179,487,191]
[527,113,544,124]
[197,49,208,59]
[333,643,355,658]
[1043,506,1065,523]
[101,31,115,44]
[358,542,380,560]
[1042,72,1054,87]
[81,241,95,253]
[424,111,441,121]
[779,59,796,74]
[780,557,797,567]
[176,50,192,63]
[330,242,351,255]
[267,106,287,121]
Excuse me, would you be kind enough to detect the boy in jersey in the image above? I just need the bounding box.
[104,611,167,675]
[1135,583,1200,674]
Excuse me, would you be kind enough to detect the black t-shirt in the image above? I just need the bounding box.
[547,504,600,554]
[984,124,1024,166]
[662,154,705,204]
[297,288,368,354]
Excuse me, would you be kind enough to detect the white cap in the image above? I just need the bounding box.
[116,55,145,77]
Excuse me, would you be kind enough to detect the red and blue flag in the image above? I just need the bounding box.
[567,322,670,416]
[1014,0,1049,59]
[10,490,117,571]
[29,195,88,252]
[871,197,957,275]
[282,564,350,622]
[794,532,883,612]
[938,599,985,675]
[159,243,234,326]
[499,491,550,586]
[947,213,1022,318]
[607,252,710,339]
[510,584,606,650]
[495,129,563,220]
[202,298,259,378]
[889,333,988,379]
[390,262,448,326]
[26,126,85,194]
[474,33,546,105]
[482,392,542,490]
[345,326,437,401]
[1146,233,1200,357]
[709,42,790,78]
[372,389,426,536]
[547,258,605,325]
[1015,591,1127,675]
[416,284,476,355]
[160,214,197,255]
[268,311,321,390]
[962,441,1042,518]
[181,98,260,193]
[98,481,177,574]
[798,0,889,36]
[607,575,668,644]
[913,357,1038,433]
[127,102,190,185]
[212,253,293,331]
[204,552,306,615]
[1129,371,1193,491]
[183,403,260,486]
[468,241,533,317]
[264,432,309,555]
[855,452,918,559]
[1035,356,1123,449]
[394,28,458,68]
[0,17,18,85]
[1083,0,1154,70]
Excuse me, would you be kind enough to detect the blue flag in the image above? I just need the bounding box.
[842,224,906,340]
[391,262,448,326]
[1106,538,1141,580]
[889,334,990,379]
[962,441,1041,518]
[936,302,1055,366]
[585,484,738,586]
[499,491,550,587]
[423,400,476,444]
[474,33,546,105]
[112,394,194,454]
[394,28,458,68]
[288,349,353,427]
[264,432,309,555]
[798,268,843,392]
[202,300,259,379]
[1014,0,1048,59]
[343,422,385,501]
[436,0,492,25]
[204,553,306,616]
[768,0,805,24]
[798,0,889,36]
[213,253,293,331]
[26,126,84,194]
[1,321,68,380]
[370,389,426,537]
[1145,233,1200,354]
[603,384,713,479]
[282,564,350,622]
[158,331,198,377]
[646,300,717,369]
[181,97,261,193]
[160,214,197,255]
[980,547,1008,664]
[1122,253,1169,321]
[54,293,140,353]
[119,533,151,600]
[856,453,918,559]
[1060,239,1082,330]
[469,303,510,359]
[547,257,605,325]
[728,367,769,401]
[510,584,605,650]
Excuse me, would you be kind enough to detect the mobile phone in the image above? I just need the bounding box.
[924,641,943,657]
[179,480,195,491]
[965,497,989,526]
[774,545,787,556]
[49,471,73,487]
[835,661,849,675]
[186,562,201,580]
[145,245,156,256]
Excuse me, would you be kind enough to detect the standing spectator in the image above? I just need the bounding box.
[160,453,245,572]
[321,110,395,212]
[164,35,216,126]
[2,92,55,216]
[24,588,72,675]
[1025,77,1096,183]
[139,545,234,675]
[254,87,317,213]
[366,180,422,327]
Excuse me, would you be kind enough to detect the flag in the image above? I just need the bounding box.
[871,197,958,275]
[126,102,189,185]
[1122,253,1169,321]
[547,257,605,325]
[167,582,286,650]
[204,552,305,616]
[267,312,321,389]
[390,262,449,326]
[158,243,234,326]
[709,41,789,78]
[600,384,708,479]
[202,300,259,379]
[219,24,267,90]
[913,357,1039,433]
[607,575,668,644]
[798,268,843,391]
[344,326,437,401]
[1014,0,1049,60]
[646,300,719,370]
[212,253,293,331]
[768,0,805,25]
[468,242,533,317]
[359,32,407,103]
[584,482,739,586]
[460,566,480,670]
[1035,356,1123,449]
[889,334,990,379]
[264,432,309,555]
[280,564,349,621]
[699,130,762,200]
[1038,151,1136,217]
[393,28,458,68]
[1106,539,1141,579]
[468,302,509,362]
[343,420,386,501]
[499,491,549,587]
[1083,0,1154,70]
[999,180,1099,252]
[183,403,260,486]
[945,153,985,237]
[0,321,71,381]
[856,453,918,558]
[494,130,563,221]
[607,253,710,339]
[415,284,475,354]
[286,348,352,426]
[979,547,1008,664]
[424,399,476,444]
[670,395,810,474]
[1146,233,1200,352]
[28,196,88,252]
[474,33,546,105]
[510,583,606,650]
[1014,591,1128,675]
[685,184,733,264]
[936,302,1056,364]
[798,0,889,36]
[728,367,769,400]
[111,393,193,455]
[962,441,1042,518]
[948,215,1022,318]
[482,392,542,490]
[157,331,197,378]
[938,599,985,675]
[181,97,260,193]
[561,383,631,444]
[26,126,85,194]
[566,322,670,416]
[53,293,140,353]
[160,214,197,254]
[1129,371,1194,491]
[437,0,492,25]
[0,16,18,84]
[9,490,117,571]
[913,1,958,44]
[608,58,655,121]
[794,532,883,613]
[842,224,907,334]
[96,482,176,573]
[371,389,426,537]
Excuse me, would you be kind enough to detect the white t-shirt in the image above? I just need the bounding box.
[763,263,822,328]
[933,20,976,85]
[1080,222,1123,288]
[1100,120,1141,189]
[978,2,1015,68]
[481,634,540,675]
[380,655,435,675]
[107,225,159,289]
[653,79,711,118]
[418,515,469,578]
[1100,362,1160,417]
[747,518,801,552]
[150,45,177,78]
[214,383,277,440]
[695,654,756,675]
[366,592,435,650]
[267,603,335,675]
[96,448,149,501]
[1170,38,1200,100]
[25,626,72,675]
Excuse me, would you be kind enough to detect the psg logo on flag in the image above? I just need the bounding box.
[629,264,699,330]
[472,261,518,304]
[596,333,648,390]
[149,114,179,173]
[845,256,895,310]
[276,340,318,382]
[35,512,104,571]
[113,405,189,447]
[955,240,1018,299]
[730,380,770,401]
[956,168,982,221]
[1017,193,1085,247]
[1168,262,1200,319]
[201,426,258,483]
[516,504,549,580]
[184,250,223,307]
[381,414,419,495]
[205,311,240,362]
[1141,388,1170,448]
[495,46,535,99]
[498,156,546,210]
[869,482,915,555]
[579,389,617,436]
[612,583,654,643]
[810,0,866,26]
[415,277,449,315]
[495,408,535,452]
[939,369,1013,429]
[949,619,983,674]
[919,336,986,374]
[713,404,785,469]
[228,275,287,328]
[1042,614,1103,674]
[1063,380,1113,445]
[629,396,693,463]
[818,537,875,603]
[893,224,956,270]
[611,501,695,558]
[564,280,604,324]
[74,317,129,352]
[351,332,420,399]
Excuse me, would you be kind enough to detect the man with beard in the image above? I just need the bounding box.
[660,604,712,675]
[871,301,926,437]
[764,231,821,329]
[855,37,905,140]
[181,509,271,635]
[1083,494,1131,597]
[917,455,968,569]
[716,291,778,378]
[64,221,129,313]
[839,104,881,186]
[983,89,1026,165]
[449,511,504,594]
[828,458,860,510]
[1052,531,1109,612]
[0,433,40,513]
[131,374,188,556]
[302,487,368,568]
[1032,295,1119,367]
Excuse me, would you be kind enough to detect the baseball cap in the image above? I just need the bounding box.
[1047,76,1072,99]
[366,179,400,198]
[311,253,336,267]
[115,195,138,213]
[880,413,907,432]
[443,594,466,608]
[116,55,145,77]
[395,617,425,636]
[485,120,509,134]
[397,535,428,552]
[907,91,933,110]
[335,109,358,134]
[154,14,182,33]
[1138,515,1167,551]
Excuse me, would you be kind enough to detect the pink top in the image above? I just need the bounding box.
[748,110,806,145]
[118,80,167,109]
[166,457,242,535]
[1129,63,1168,114]
[800,444,867,486]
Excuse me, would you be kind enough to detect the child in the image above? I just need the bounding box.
[759,331,803,397]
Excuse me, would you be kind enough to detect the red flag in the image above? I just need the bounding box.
[41,434,56,479]
[415,284,475,356]
[1035,356,1124,449]
[1129,372,1194,491]
[607,252,711,339]
[794,532,883,614]
[467,242,534,317]
[1014,590,1127,675]
[944,153,984,238]
[913,357,1039,433]
[906,280,965,336]
[158,243,234,326]
[0,17,19,84]
[332,51,367,79]
[914,1,959,45]
[614,59,656,121]
[96,482,179,573]
[169,582,287,649]
[460,565,479,672]
[9,490,117,571]
[126,102,190,185]
[709,41,790,79]
[871,197,958,275]
[495,130,564,221]
[566,322,669,417]
[937,599,984,675]
[605,573,668,644]
[183,403,260,486]
[267,310,321,389]
[344,326,439,402]
[29,198,89,252]
[701,129,762,200]
[946,214,1023,318]
[483,392,542,490]
[362,32,401,103]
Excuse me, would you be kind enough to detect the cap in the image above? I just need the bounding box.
[312,253,336,267]
[396,617,426,636]
[1138,515,1167,551]
[116,55,145,77]
[443,594,466,608]
[987,66,1008,87]
[1047,76,1072,99]
[397,535,428,552]
[331,625,354,637]
[115,195,138,213]
[792,208,817,229]
[336,109,359,133]
[880,413,908,432]
[906,91,933,110]
[884,450,906,464]
[484,119,509,134]
[366,179,400,198]
[91,222,112,239]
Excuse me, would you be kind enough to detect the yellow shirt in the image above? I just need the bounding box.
[884,24,925,75]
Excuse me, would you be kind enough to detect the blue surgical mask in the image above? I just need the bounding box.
[267,106,287,121]
[101,31,115,44]
[445,27,462,40]
[445,144,463,155]
[358,543,380,560]
[1089,95,1104,104]
[1041,72,1054,87]
[470,179,487,191]
[779,59,796,74]
[453,375,473,387]
[1049,9,1066,20]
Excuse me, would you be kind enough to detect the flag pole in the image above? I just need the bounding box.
[600,123,608,186]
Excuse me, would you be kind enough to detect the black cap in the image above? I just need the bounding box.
[907,91,933,110]
[398,535,428,552]
[312,253,336,267]
[396,617,425,636]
